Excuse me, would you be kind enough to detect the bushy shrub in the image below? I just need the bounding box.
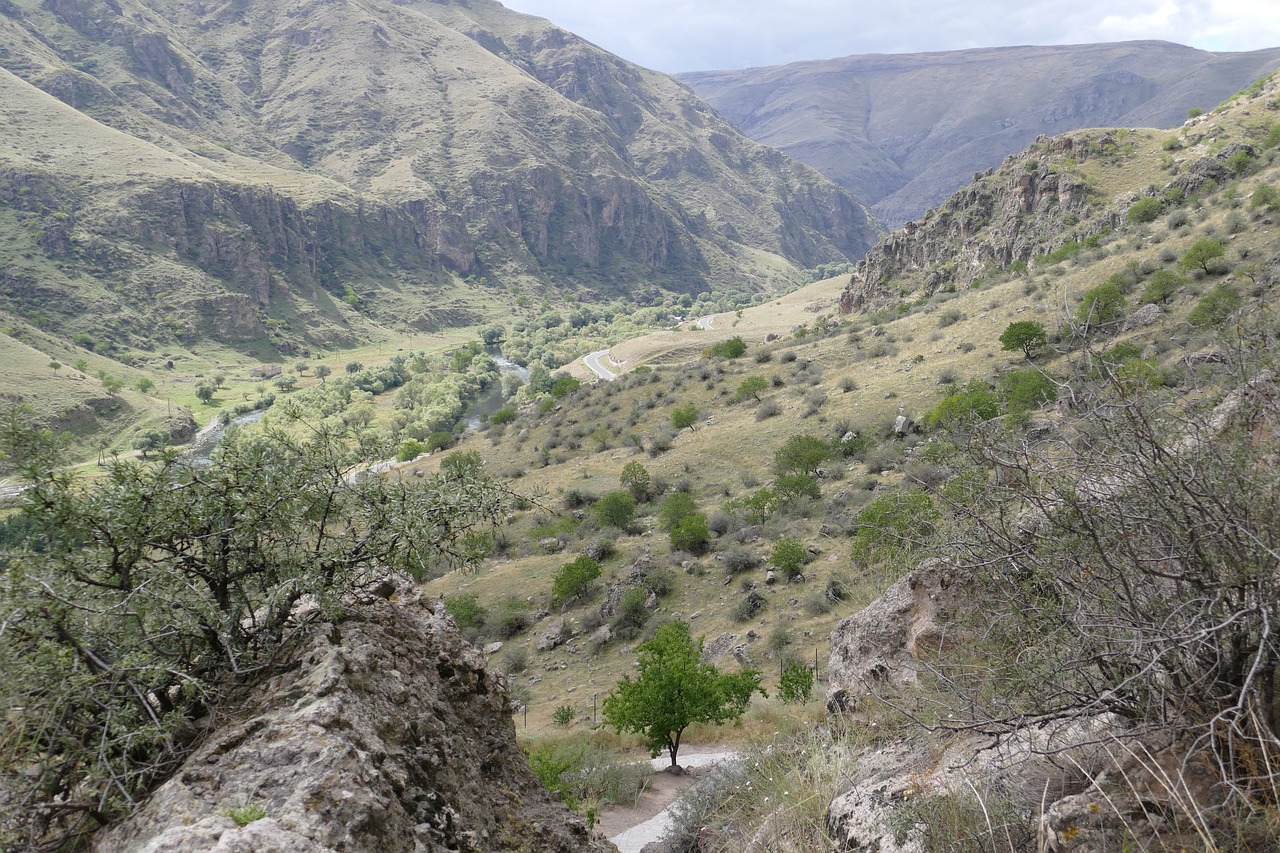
[670,514,710,554]
[551,555,603,607]
[619,461,653,502]
[771,537,808,580]
[704,336,747,359]
[1076,281,1126,326]
[1141,269,1184,304]
[1127,197,1163,223]
[1187,283,1242,327]
[850,490,937,566]
[998,369,1057,416]
[779,663,815,703]
[924,382,999,431]
[592,492,637,531]
[444,593,487,631]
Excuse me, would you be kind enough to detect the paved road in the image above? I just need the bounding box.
[608,751,740,853]
[582,349,619,381]
[696,315,716,330]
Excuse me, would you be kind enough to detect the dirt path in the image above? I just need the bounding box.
[600,750,739,852]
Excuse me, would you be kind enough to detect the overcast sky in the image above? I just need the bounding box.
[498,0,1280,72]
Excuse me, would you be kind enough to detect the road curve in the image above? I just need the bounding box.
[583,349,618,381]
[696,315,715,330]
[609,751,740,853]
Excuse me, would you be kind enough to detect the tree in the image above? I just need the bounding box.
[620,461,653,502]
[733,375,769,403]
[998,320,1048,359]
[603,621,762,767]
[314,364,332,382]
[48,360,61,373]
[704,336,747,359]
[273,374,298,392]
[0,410,515,847]
[669,513,709,554]
[100,374,125,396]
[345,360,363,374]
[658,491,697,531]
[779,662,815,704]
[771,536,808,580]
[592,491,636,531]
[195,382,216,404]
[130,428,169,459]
[1126,197,1162,223]
[1076,281,1126,327]
[773,434,831,476]
[135,377,155,394]
[671,402,698,431]
[551,555,602,608]
[1178,239,1225,274]
[924,381,1000,431]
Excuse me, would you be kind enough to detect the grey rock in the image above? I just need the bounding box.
[536,617,573,651]
[482,641,503,655]
[1123,302,1162,330]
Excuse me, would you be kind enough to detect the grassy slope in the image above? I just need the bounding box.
[419,73,1280,735]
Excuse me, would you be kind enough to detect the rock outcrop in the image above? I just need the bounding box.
[92,595,610,852]
[826,558,970,714]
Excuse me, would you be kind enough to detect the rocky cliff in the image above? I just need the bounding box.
[91,594,612,853]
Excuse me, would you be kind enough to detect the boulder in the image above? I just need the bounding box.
[1123,302,1162,330]
[536,616,573,651]
[91,597,606,853]
[599,567,658,619]
[827,558,970,714]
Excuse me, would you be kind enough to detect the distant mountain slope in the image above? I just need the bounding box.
[0,0,876,358]
[680,41,1280,227]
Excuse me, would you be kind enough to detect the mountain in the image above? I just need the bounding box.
[0,0,877,361]
[679,41,1280,227]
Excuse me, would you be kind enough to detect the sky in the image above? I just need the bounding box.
[497,0,1280,72]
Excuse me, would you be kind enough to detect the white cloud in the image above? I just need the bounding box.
[498,0,1280,71]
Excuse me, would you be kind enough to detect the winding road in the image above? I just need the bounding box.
[696,315,716,331]
[582,349,619,381]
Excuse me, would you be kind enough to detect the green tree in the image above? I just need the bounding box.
[704,336,747,359]
[1141,269,1184,304]
[444,593,487,631]
[314,364,332,383]
[130,428,169,459]
[551,555,602,608]
[771,536,808,580]
[733,375,770,403]
[195,382,216,404]
[603,621,763,767]
[658,491,698,531]
[0,411,514,847]
[773,434,831,476]
[274,374,298,392]
[100,374,125,396]
[592,491,637,531]
[48,360,61,373]
[998,368,1057,416]
[135,377,155,394]
[1076,281,1126,327]
[924,382,999,431]
[671,402,698,431]
[620,461,653,502]
[345,360,363,374]
[1126,197,1162,223]
[1179,239,1226,274]
[1187,283,1242,327]
[669,513,710,554]
[998,320,1048,359]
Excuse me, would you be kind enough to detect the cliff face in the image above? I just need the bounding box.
[838,131,1128,313]
[92,595,611,853]
[0,0,877,356]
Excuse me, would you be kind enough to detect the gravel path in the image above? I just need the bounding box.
[608,751,740,853]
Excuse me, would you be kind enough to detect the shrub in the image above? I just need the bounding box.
[670,514,710,554]
[671,402,698,431]
[774,434,833,476]
[1127,197,1163,223]
[1251,184,1280,211]
[1178,239,1226,274]
[733,375,770,403]
[924,382,999,431]
[779,663,814,703]
[444,593,487,631]
[490,408,516,425]
[937,308,964,328]
[552,705,575,727]
[551,555,603,608]
[704,336,747,359]
[1187,283,1242,327]
[771,537,808,580]
[755,400,781,421]
[658,492,698,530]
[1141,269,1184,304]
[998,369,1057,416]
[397,439,427,462]
[592,492,637,531]
[850,490,937,566]
[619,461,653,502]
[775,472,821,502]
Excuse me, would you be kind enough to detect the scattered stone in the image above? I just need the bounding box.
[1123,302,1162,330]
[536,617,573,651]
[539,537,564,554]
[483,641,503,655]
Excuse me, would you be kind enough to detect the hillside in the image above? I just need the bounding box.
[0,0,877,445]
[680,41,1280,227]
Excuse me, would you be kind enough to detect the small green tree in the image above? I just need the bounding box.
[658,491,698,531]
[998,320,1048,359]
[733,375,770,403]
[1179,239,1226,275]
[620,461,653,502]
[773,434,831,476]
[592,491,636,531]
[669,513,710,554]
[551,705,575,727]
[195,382,216,404]
[1127,197,1163,223]
[551,555,602,608]
[1076,282,1126,327]
[444,593,487,630]
[131,429,169,459]
[671,402,698,431]
[314,364,332,382]
[771,536,808,580]
[1187,283,1242,327]
[273,374,298,392]
[704,336,747,359]
[345,361,363,374]
[603,621,763,767]
[924,382,999,431]
[779,662,814,704]
[135,377,155,394]
[1141,269,1184,304]
[48,360,62,373]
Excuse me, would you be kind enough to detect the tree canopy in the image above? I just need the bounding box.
[998,320,1048,359]
[603,621,762,767]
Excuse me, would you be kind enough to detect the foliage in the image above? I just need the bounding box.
[1178,239,1226,274]
[771,537,808,580]
[1140,269,1184,304]
[602,621,762,767]
[774,472,821,502]
[612,587,652,640]
[1251,184,1280,211]
[551,555,602,608]
[440,450,485,479]
[669,513,710,554]
[551,705,575,727]
[1187,283,1242,326]
[704,336,747,359]
[592,491,637,531]
[778,663,814,704]
[397,438,427,461]
[773,434,832,476]
[523,738,650,815]
[733,375,770,403]
[490,408,516,425]
[658,491,698,531]
[220,804,267,827]
[997,368,1057,416]
[444,593,487,631]
[923,382,999,431]
[620,461,653,502]
[850,490,937,566]
[0,410,514,849]
[1126,197,1162,223]
[1076,281,1126,327]
[671,402,699,431]
[998,320,1047,359]
[549,375,581,399]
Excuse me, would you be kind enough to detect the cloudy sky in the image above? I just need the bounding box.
[498,0,1280,72]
